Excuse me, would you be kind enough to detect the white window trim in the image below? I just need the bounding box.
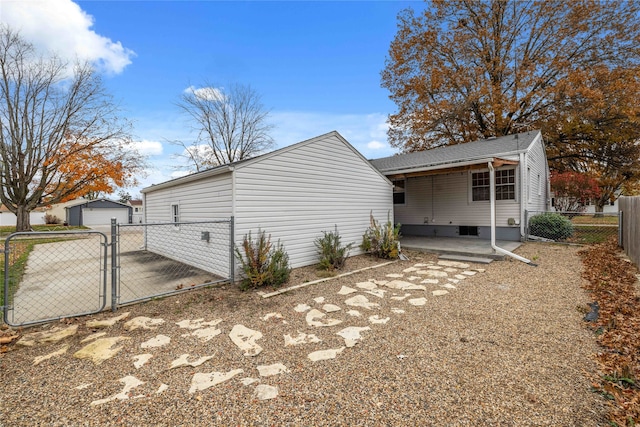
[468,167,518,204]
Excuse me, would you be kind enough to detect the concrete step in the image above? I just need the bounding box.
[438,254,494,264]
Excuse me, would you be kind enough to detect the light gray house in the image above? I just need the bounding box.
[142,131,393,272]
[65,198,133,226]
[369,130,550,241]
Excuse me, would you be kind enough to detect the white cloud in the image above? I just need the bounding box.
[184,85,225,102]
[133,140,164,156]
[367,140,386,150]
[1,0,134,74]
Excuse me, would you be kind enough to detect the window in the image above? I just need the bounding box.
[459,226,479,236]
[392,179,405,205]
[472,169,515,201]
[134,207,139,213]
[171,204,179,224]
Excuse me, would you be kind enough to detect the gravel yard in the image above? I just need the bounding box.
[0,242,608,426]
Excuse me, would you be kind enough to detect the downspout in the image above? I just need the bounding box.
[489,161,537,266]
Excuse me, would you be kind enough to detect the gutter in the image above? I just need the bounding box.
[488,161,537,267]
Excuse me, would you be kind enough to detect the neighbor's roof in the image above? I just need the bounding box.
[370,130,542,174]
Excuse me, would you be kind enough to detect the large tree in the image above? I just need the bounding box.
[382,0,640,151]
[175,82,274,171]
[0,26,145,231]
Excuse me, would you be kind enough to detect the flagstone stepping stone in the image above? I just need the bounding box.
[371,279,388,286]
[368,315,390,325]
[432,290,449,296]
[408,297,427,306]
[365,289,386,298]
[386,273,403,278]
[169,354,214,369]
[241,377,259,386]
[75,383,92,390]
[176,318,222,329]
[448,279,460,284]
[336,326,371,347]
[390,294,411,301]
[187,326,222,342]
[413,263,429,267]
[284,332,321,346]
[474,268,486,273]
[403,267,418,273]
[255,384,279,400]
[421,279,439,285]
[294,303,311,313]
[440,283,457,289]
[229,325,263,356]
[426,265,443,270]
[454,274,467,280]
[444,268,458,273]
[305,309,343,327]
[313,297,325,304]
[308,347,345,362]
[133,354,153,369]
[189,369,244,394]
[347,310,362,317]
[406,276,420,281]
[91,376,144,406]
[383,280,426,290]
[74,336,130,365]
[344,295,379,310]
[124,316,165,331]
[141,334,171,349]
[423,270,448,278]
[391,308,406,314]
[257,363,289,377]
[338,286,357,295]
[322,304,341,313]
[33,345,69,366]
[18,325,78,346]
[462,270,477,276]
[156,384,169,394]
[261,313,286,323]
[356,281,377,290]
[86,312,130,329]
[81,332,107,343]
[438,260,470,269]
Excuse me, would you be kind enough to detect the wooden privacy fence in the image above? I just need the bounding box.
[618,196,640,267]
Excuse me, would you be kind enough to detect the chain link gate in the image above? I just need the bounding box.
[2,231,108,327]
[1,218,234,327]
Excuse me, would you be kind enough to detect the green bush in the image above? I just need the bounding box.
[234,230,290,290]
[528,212,574,240]
[315,226,354,271]
[360,212,401,259]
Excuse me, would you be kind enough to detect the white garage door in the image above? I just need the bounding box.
[82,208,129,225]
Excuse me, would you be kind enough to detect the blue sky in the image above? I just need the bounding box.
[1,0,423,196]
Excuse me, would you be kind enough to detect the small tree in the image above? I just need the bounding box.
[234,230,290,290]
[550,171,601,212]
[315,226,354,271]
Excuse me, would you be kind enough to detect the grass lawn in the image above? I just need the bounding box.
[0,224,88,237]
[570,214,618,225]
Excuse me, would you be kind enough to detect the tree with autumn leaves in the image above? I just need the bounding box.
[0,26,145,231]
[382,0,640,211]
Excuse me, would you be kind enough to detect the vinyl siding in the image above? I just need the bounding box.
[524,135,550,213]
[234,133,392,268]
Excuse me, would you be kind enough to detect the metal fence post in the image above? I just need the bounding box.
[229,216,235,284]
[111,217,118,312]
[618,210,623,248]
[524,210,529,241]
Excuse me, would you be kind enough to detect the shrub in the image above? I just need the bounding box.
[528,212,574,240]
[315,226,354,271]
[234,230,290,290]
[44,213,61,225]
[360,212,401,259]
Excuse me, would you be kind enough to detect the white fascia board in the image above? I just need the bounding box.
[141,166,233,193]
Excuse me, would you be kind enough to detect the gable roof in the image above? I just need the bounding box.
[142,130,389,193]
[370,130,542,174]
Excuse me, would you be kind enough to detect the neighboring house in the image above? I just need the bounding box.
[130,199,144,223]
[369,130,550,241]
[142,131,393,275]
[65,199,133,226]
[46,199,87,223]
[0,205,47,227]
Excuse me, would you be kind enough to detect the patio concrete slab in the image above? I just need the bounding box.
[400,236,521,261]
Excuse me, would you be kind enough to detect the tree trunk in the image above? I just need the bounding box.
[16,205,31,231]
[594,202,605,217]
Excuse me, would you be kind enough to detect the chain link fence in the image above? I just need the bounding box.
[525,210,619,244]
[1,219,233,327]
